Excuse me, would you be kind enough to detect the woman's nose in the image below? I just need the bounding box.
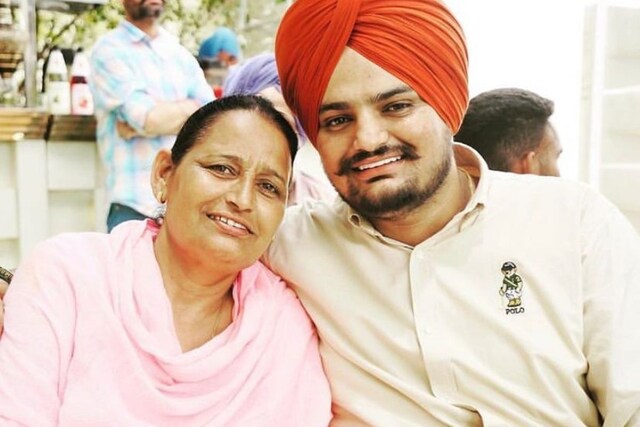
[226,178,254,211]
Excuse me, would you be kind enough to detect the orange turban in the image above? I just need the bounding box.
[275,0,468,145]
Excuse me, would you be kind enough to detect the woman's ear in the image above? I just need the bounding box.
[151,149,174,203]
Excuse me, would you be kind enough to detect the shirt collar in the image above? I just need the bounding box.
[453,142,489,211]
[346,142,490,239]
[120,20,150,43]
[119,20,172,44]
[452,142,489,231]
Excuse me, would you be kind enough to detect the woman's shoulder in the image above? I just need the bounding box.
[28,221,144,266]
[24,231,110,270]
[241,261,291,298]
[7,231,112,305]
[240,262,314,329]
[13,221,148,294]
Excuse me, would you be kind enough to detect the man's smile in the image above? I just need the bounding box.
[353,155,402,171]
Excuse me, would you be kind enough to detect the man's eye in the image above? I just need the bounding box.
[322,116,350,128]
[385,102,411,112]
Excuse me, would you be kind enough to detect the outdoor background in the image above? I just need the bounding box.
[1,0,638,268]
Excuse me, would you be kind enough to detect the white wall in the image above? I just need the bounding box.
[445,0,588,180]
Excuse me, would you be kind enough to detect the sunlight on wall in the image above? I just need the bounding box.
[445,0,587,180]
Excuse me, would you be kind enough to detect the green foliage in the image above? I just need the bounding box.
[36,0,121,60]
[161,0,235,52]
[36,0,237,59]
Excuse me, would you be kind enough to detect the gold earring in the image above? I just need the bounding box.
[157,189,165,204]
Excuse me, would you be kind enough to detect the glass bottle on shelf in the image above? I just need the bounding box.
[44,47,71,115]
[70,48,93,115]
[0,0,12,28]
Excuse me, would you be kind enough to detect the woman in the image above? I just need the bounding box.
[223,53,336,206]
[0,95,332,426]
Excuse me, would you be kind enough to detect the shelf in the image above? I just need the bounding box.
[47,114,96,141]
[599,131,640,164]
[603,57,640,90]
[603,85,640,96]
[602,89,640,134]
[605,7,640,57]
[0,108,49,140]
[0,109,96,141]
[600,163,640,170]
[599,164,640,211]
[10,0,106,13]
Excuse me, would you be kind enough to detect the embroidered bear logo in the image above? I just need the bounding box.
[499,261,525,314]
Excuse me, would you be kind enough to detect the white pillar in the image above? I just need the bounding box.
[15,138,49,258]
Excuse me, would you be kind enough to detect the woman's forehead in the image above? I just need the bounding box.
[195,111,291,169]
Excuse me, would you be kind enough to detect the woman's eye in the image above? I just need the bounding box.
[260,182,281,196]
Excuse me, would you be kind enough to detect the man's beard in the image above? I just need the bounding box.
[335,141,452,219]
[131,2,163,20]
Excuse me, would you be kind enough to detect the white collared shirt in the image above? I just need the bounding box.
[266,144,640,426]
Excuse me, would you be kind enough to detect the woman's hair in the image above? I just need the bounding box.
[223,53,307,141]
[171,94,298,166]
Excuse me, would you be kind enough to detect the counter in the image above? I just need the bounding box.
[0,109,105,268]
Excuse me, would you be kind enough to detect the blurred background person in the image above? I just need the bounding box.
[0,95,332,425]
[199,26,242,68]
[224,52,335,205]
[455,87,562,176]
[198,26,242,98]
[90,0,214,232]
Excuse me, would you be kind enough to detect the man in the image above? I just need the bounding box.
[266,0,640,425]
[455,88,563,176]
[198,26,242,68]
[2,0,640,425]
[90,0,214,231]
[198,26,242,98]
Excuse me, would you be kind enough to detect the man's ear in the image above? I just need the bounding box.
[151,149,174,203]
[511,151,539,175]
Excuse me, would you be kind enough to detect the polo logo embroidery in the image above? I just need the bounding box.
[499,261,525,315]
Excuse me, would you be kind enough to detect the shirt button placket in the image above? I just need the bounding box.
[410,246,456,402]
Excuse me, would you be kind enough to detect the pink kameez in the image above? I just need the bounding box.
[0,220,331,426]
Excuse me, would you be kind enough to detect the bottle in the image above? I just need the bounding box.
[45,47,71,115]
[0,0,13,29]
[70,48,94,115]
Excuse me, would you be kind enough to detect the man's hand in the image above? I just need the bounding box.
[0,279,7,335]
[117,99,200,140]
[116,120,141,140]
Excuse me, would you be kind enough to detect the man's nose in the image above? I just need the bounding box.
[354,111,389,151]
